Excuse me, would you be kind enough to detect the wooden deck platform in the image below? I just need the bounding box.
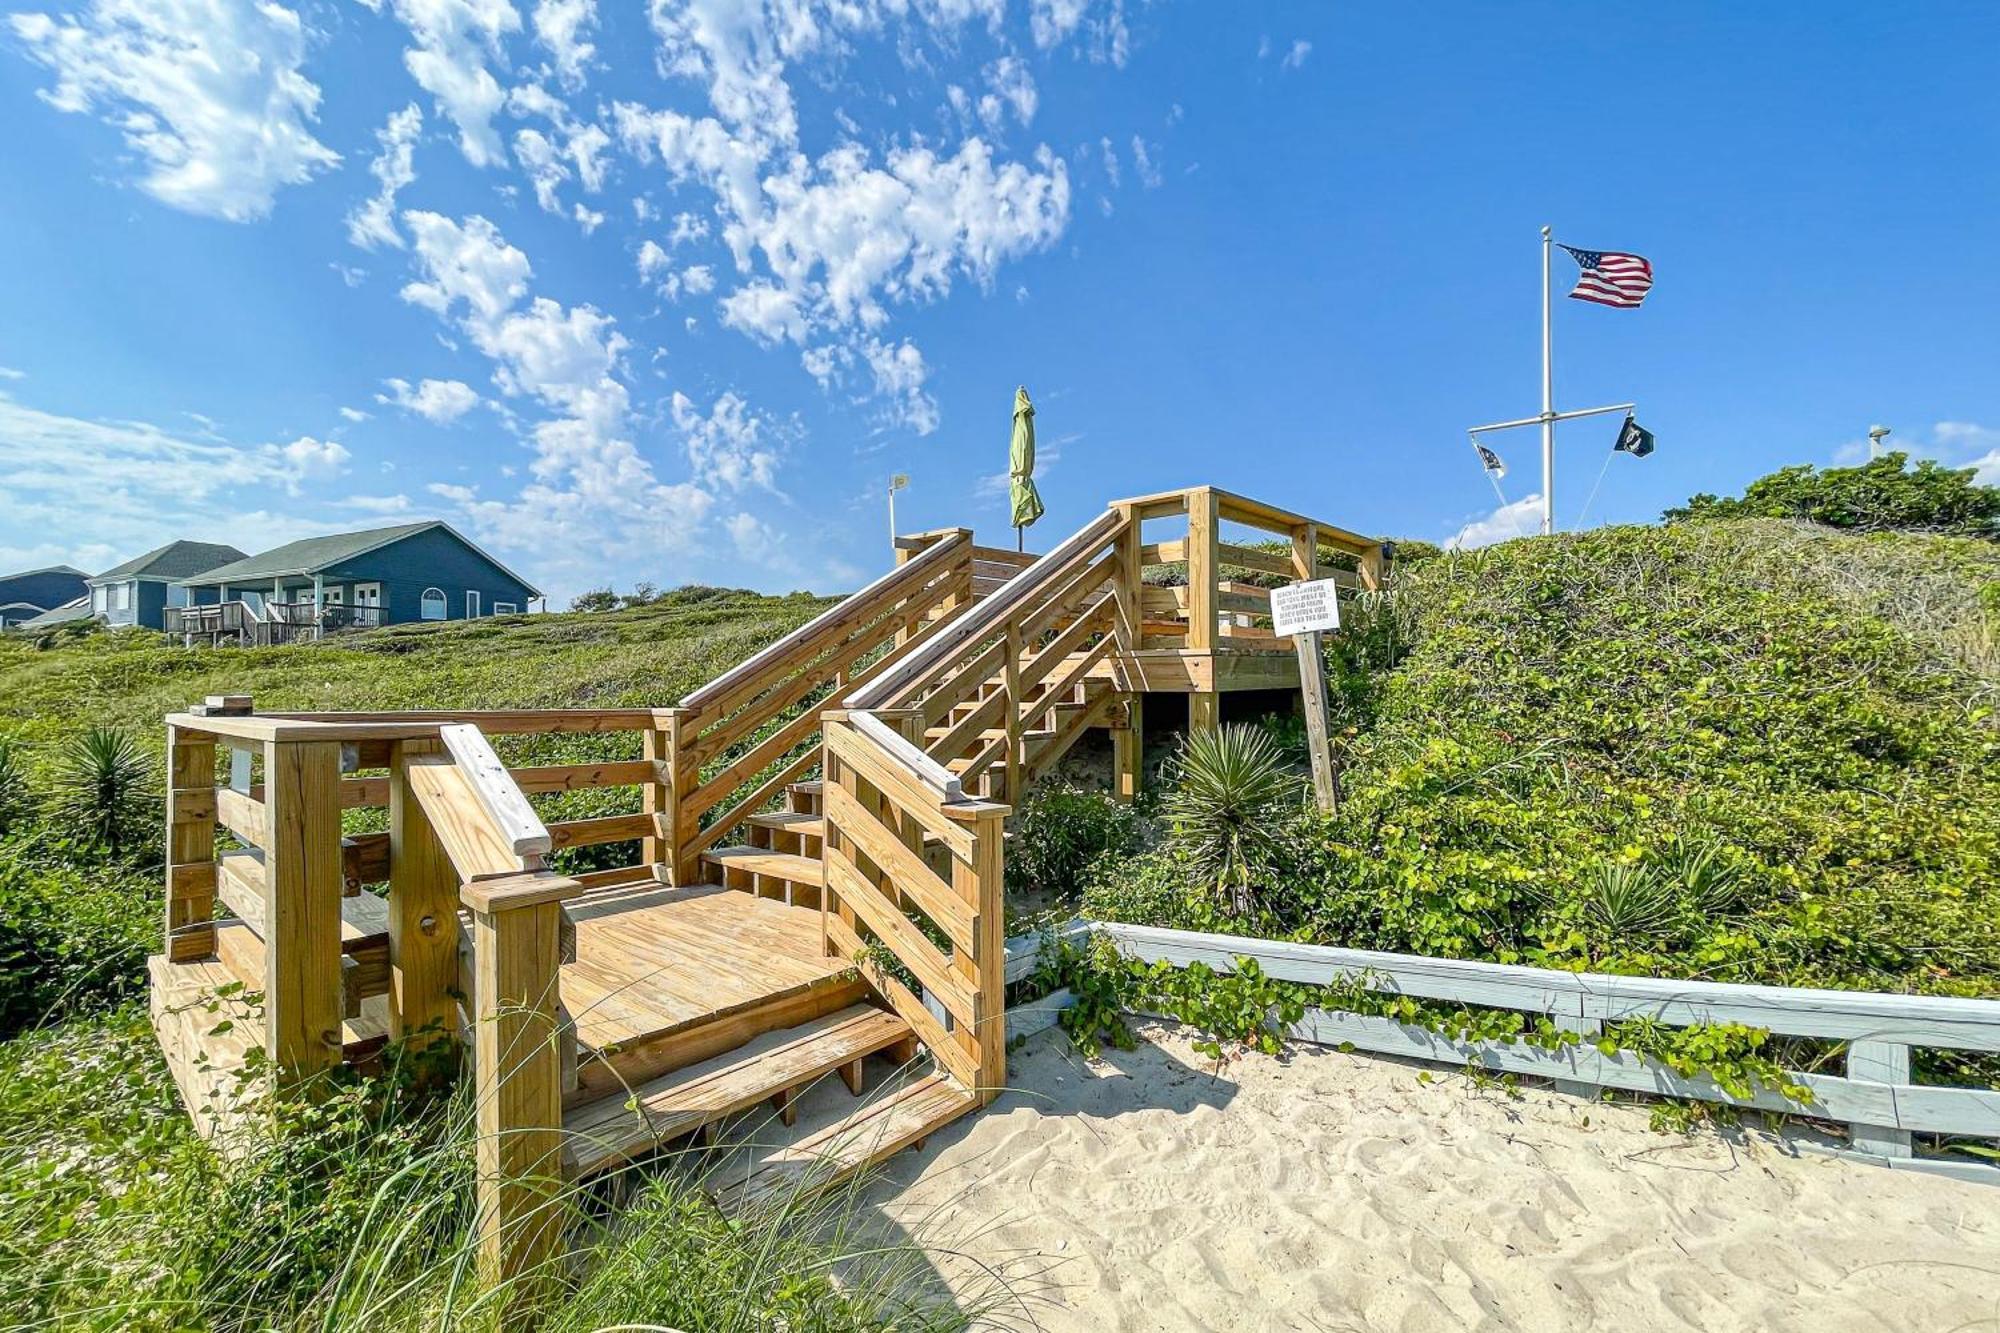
[560,882,868,1104]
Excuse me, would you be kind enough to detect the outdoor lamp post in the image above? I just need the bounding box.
[1868,425,1891,459]
[888,472,909,547]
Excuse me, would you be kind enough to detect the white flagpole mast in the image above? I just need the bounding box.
[1541,224,1555,536]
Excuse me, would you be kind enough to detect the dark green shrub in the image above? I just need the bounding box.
[1666,451,2000,537]
[1007,783,1142,898]
[0,741,26,837]
[0,853,156,1037]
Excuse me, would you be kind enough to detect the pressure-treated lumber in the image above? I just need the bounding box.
[261,739,345,1085]
[404,755,532,881]
[563,1003,910,1176]
[716,1072,975,1214]
[389,737,458,1055]
[165,727,218,962]
[470,898,565,1297]
[438,723,553,859]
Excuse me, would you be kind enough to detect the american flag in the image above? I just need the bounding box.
[1560,245,1653,308]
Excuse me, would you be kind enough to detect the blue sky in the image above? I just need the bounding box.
[4,2,1998,601]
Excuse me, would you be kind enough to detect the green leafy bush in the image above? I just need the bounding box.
[1006,783,1142,899]
[0,851,156,1037]
[1666,450,2000,537]
[1091,521,2000,1005]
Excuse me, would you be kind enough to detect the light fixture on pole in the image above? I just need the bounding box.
[1868,424,1891,459]
[887,472,909,547]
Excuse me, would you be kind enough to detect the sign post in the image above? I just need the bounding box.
[1271,579,1343,813]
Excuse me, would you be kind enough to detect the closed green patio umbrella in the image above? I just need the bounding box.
[1009,385,1044,550]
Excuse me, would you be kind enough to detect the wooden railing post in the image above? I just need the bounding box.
[1186,487,1221,731]
[388,736,458,1059]
[655,708,698,886]
[465,882,568,1301]
[164,726,218,963]
[262,738,344,1086]
[952,804,1009,1104]
[1113,694,1143,804]
[1847,1040,1913,1159]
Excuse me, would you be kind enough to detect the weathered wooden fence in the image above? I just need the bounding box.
[1002,920,2000,1183]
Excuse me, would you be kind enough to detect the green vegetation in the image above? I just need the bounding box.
[1666,450,2000,537]
[1005,781,1143,901]
[1076,519,2000,1109]
[0,588,1005,1330]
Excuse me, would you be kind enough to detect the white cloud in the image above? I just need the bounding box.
[531,0,594,88]
[861,336,937,435]
[270,435,352,492]
[339,406,371,422]
[377,376,481,422]
[347,103,424,249]
[398,208,721,580]
[1281,38,1311,69]
[379,0,522,167]
[10,0,339,221]
[672,390,780,491]
[1448,494,1543,550]
[1130,135,1162,187]
[573,203,605,232]
[0,367,25,381]
[1029,0,1124,64]
[978,55,1036,131]
[339,493,415,513]
[1098,134,1120,188]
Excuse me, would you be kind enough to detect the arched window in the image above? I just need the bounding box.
[420,587,447,621]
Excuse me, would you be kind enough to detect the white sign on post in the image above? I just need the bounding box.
[1270,578,1342,638]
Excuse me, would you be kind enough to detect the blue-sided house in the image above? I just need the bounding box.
[86,542,247,630]
[0,564,90,628]
[172,521,540,640]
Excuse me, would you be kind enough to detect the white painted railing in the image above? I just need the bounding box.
[1001,920,2000,1183]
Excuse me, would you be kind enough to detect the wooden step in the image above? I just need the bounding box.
[715,1072,975,1215]
[787,780,823,815]
[702,846,824,906]
[564,1003,911,1177]
[746,812,824,855]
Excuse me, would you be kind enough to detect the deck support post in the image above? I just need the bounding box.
[262,738,345,1087]
[657,708,698,886]
[953,805,1008,1105]
[470,896,566,1303]
[1185,488,1220,731]
[388,736,459,1064]
[165,726,218,963]
[1113,693,1143,803]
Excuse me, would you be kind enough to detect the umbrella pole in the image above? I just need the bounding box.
[1016,525,1023,553]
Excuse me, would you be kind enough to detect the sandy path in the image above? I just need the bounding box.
[852,1021,2000,1332]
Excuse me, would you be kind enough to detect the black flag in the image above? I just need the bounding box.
[1614,414,1655,458]
[1473,440,1507,477]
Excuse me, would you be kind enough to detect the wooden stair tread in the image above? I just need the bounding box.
[564,1003,910,1176]
[746,812,823,838]
[715,1072,974,1214]
[701,846,823,882]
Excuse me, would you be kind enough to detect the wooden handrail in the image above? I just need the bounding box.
[847,507,1126,710]
[681,529,969,714]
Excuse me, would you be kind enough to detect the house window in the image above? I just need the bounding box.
[91,586,108,614]
[420,588,447,621]
[466,590,481,619]
[323,586,344,605]
[168,585,190,608]
[114,583,132,612]
[493,602,518,616]
[353,583,381,609]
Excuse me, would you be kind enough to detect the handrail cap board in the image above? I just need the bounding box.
[460,872,587,914]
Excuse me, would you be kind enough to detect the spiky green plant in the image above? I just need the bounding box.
[1163,724,1297,915]
[1583,861,1681,941]
[0,741,25,838]
[51,727,155,860]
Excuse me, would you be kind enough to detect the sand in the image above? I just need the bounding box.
[852,1020,2000,1332]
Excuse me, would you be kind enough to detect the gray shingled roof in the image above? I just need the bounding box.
[180,521,540,596]
[92,541,247,583]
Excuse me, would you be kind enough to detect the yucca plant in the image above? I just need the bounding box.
[1164,724,1297,915]
[0,740,25,837]
[50,726,155,860]
[1582,860,1682,942]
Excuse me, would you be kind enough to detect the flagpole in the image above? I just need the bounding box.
[1541,224,1555,537]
